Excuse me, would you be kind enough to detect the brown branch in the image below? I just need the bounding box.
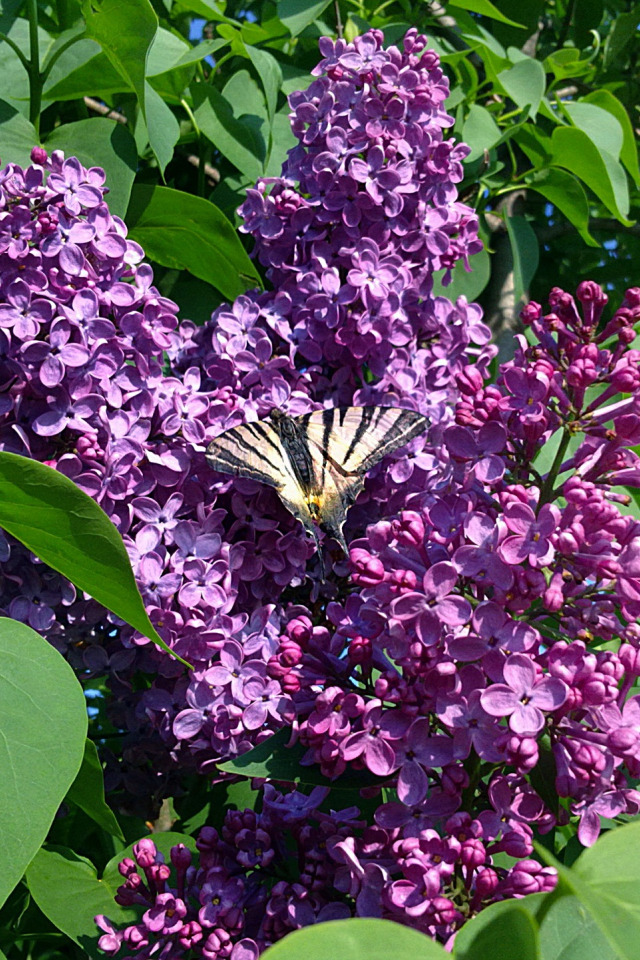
[84,96,127,124]
[186,153,220,184]
[83,96,219,184]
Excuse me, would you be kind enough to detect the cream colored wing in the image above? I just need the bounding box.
[297,406,430,552]
[299,406,430,480]
[206,421,320,550]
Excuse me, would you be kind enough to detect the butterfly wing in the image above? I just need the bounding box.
[205,421,320,551]
[298,406,430,549]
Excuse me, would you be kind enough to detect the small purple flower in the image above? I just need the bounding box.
[0,278,55,340]
[397,720,454,805]
[453,512,514,590]
[480,654,568,736]
[47,156,103,214]
[143,892,187,934]
[499,502,559,567]
[391,561,472,646]
[341,700,409,775]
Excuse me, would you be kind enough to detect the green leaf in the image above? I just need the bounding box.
[173,38,228,69]
[142,80,180,174]
[0,99,39,167]
[582,89,640,187]
[26,847,137,957]
[66,740,124,841]
[41,23,87,76]
[515,125,553,167]
[525,168,598,247]
[0,0,24,32]
[82,0,156,101]
[245,44,282,124]
[544,47,594,81]
[449,0,525,28]
[550,126,633,224]
[145,25,189,76]
[537,822,640,959]
[0,619,87,910]
[126,184,262,299]
[454,900,540,960]
[192,81,265,181]
[462,104,502,162]
[497,57,545,118]
[81,0,170,168]
[539,895,621,960]
[261,919,448,960]
[43,118,137,218]
[264,106,297,177]
[0,19,42,117]
[432,248,491,302]
[277,0,333,36]
[603,5,640,70]
[563,102,624,161]
[0,452,183,663]
[43,44,129,101]
[505,214,539,308]
[173,0,240,23]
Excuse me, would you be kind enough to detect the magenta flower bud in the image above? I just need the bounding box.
[133,839,158,868]
[520,301,542,325]
[171,843,192,870]
[286,616,313,647]
[178,921,204,950]
[474,867,499,897]
[347,635,372,665]
[350,548,386,585]
[30,146,48,165]
[281,670,301,694]
[620,643,640,675]
[460,838,486,868]
[456,364,484,395]
[391,510,425,547]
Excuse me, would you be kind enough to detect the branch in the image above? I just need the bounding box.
[83,97,220,184]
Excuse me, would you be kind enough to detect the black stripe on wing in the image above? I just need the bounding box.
[356,409,429,474]
[206,427,288,490]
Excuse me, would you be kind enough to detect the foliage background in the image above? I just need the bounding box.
[0,0,639,957]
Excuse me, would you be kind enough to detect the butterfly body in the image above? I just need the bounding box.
[206,406,429,560]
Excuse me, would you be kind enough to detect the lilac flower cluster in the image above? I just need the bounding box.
[96,785,558,958]
[236,27,486,388]
[280,282,640,858]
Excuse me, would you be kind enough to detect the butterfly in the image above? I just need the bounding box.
[205,406,430,562]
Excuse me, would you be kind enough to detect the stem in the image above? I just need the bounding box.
[41,29,87,83]
[538,428,572,509]
[27,0,42,137]
[0,30,31,71]
[334,0,343,38]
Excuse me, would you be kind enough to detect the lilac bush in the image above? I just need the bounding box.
[1,25,640,958]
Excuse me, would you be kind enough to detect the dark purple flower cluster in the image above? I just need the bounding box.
[280,282,640,861]
[95,784,558,958]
